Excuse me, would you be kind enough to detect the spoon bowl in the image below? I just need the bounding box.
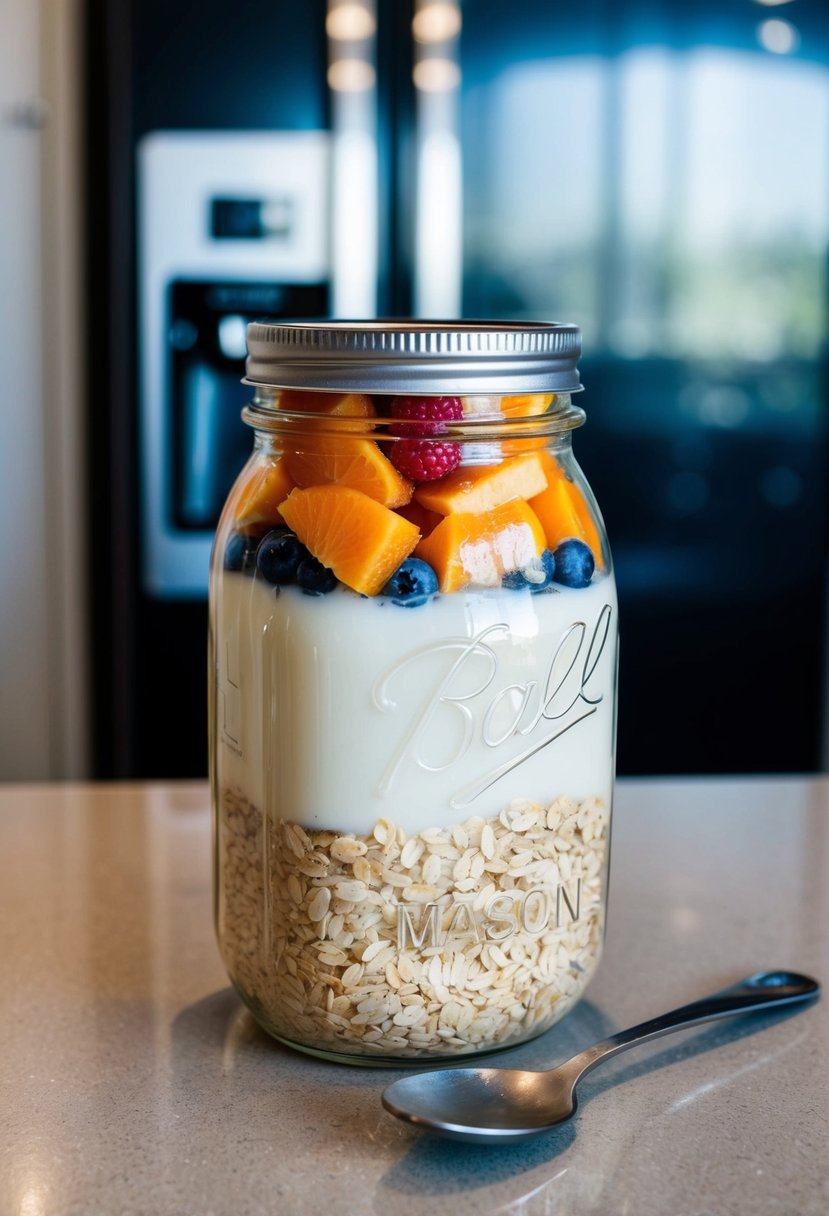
[383,1064,578,1144]
[382,970,819,1144]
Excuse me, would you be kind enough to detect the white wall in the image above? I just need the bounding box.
[0,0,88,779]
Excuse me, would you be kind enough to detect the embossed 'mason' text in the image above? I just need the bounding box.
[396,879,582,950]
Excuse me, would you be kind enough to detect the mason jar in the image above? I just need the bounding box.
[210,320,618,1064]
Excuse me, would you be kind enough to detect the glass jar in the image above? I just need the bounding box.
[210,321,617,1065]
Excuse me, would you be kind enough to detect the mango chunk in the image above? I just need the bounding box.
[280,484,420,597]
[233,458,295,533]
[414,451,548,515]
[277,389,376,418]
[395,499,443,540]
[284,436,414,509]
[500,393,556,418]
[415,499,547,593]
[529,453,604,567]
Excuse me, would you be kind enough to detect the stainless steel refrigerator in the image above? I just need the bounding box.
[84,0,829,778]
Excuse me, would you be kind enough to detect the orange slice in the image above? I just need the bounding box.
[279,484,421,596]
[284,437,413,509]
[415,499,546,593]
[499,393,555,418]
[529,453,604,566]
[232,458,295,533]
[414,451,548,515]
[277,389,376,418]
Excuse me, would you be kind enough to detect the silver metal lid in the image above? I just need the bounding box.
[245,320,582,394]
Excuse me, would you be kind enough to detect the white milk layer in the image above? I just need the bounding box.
[214,572,618,836]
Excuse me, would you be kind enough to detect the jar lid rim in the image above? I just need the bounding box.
[244,319,583,394]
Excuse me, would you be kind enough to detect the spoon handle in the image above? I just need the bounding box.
[562,970,819,1085]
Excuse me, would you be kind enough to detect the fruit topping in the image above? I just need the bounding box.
[389,395,463,483]
[233,458,295,533]
[553,538,595,588]
[296,556,338,596]
[381,557,440,607]
[500,393,555,418]
[528,453,603,567]
[390,395,463,432]
[223,531,259,573]
[228,401,605,601]
[255,527,310,585]
[395,499,443,540]
[277,389,377,418]
[284,437,414,509]
[415,499,546,593]
[390,439,461,483]
[414,451,548,515]
[502,548,556,592]
[279,484,421,597]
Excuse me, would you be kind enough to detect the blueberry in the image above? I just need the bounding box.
[502,569,527,590]
[382,558,439,607]
[553,539,595,588]
[297,556,337,596]
[223,531,259,573]
[530,549,557,592]
[503,549,556,592]
[255,528,309,584]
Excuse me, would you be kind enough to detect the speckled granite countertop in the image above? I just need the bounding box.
[0,777,826,1216]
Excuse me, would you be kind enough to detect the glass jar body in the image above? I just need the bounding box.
[210,383,617,1064]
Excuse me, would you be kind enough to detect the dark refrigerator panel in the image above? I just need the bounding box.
[454,0,829,774]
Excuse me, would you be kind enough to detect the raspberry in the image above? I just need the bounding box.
[389,396,463,482]
[391,439,461,482]
[390,395,463,435]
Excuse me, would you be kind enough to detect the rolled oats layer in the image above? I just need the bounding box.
[217,790,609,1059]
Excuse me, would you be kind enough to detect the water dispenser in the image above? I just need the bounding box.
[137,131,331,598]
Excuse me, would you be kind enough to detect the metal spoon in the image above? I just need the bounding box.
[382,970,819,1144]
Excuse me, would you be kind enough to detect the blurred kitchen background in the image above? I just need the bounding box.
[1,0,828,782]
